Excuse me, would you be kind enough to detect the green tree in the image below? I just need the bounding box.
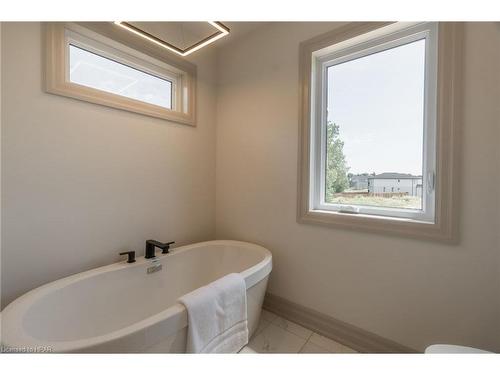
[325,122,349,201]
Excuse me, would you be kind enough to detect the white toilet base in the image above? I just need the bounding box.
[425,344,492,353]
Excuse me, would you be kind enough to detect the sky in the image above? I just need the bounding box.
[327,39,426,176]
[69,45,172,109]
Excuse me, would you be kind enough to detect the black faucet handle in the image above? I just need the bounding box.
[162,241,175,254]
[119,251,136,263]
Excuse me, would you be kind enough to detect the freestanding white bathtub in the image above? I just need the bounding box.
[1,240,272,353]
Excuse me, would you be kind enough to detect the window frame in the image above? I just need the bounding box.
[67,32,177,111]
[312,23,437,222]
[297,22,463,242]
[44,22,197,125]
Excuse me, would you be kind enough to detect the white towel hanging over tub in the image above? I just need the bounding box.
[178,273,249,353]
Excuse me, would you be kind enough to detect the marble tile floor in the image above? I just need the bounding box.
[246,309,358,354]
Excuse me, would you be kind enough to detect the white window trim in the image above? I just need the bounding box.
[66,29,179,111]
[312,23,437,222]
[44,22,197,125]
[298,22,463,243]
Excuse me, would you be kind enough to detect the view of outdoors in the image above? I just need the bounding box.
[325,39,426,210]
[69,44,173,109]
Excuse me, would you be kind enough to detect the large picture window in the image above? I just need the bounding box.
[298,22,462,242]
[315,23,437,222]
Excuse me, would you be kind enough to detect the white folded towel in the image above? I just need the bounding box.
[178,273,249,353]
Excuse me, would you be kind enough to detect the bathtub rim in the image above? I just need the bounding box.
[1,240,272,353]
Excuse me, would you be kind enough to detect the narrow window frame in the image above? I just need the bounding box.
[297,22,463,242]
[44,22,197,125]
[66,31,178,111]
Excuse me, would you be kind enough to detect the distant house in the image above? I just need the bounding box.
[368,173,422,196]
[349,174,369,190]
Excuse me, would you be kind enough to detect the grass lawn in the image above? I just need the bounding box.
[328,194,422,210]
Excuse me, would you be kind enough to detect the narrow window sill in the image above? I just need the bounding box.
[313,208,434,224]
[298,209,456,243]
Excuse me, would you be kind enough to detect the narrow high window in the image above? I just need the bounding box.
[45,23,197,125]
[69,45,174,110]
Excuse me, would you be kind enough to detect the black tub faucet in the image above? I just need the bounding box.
[119,251,136,263]
[145,240,175,259]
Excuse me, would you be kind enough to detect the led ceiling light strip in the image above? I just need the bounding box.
[114,21,230,57]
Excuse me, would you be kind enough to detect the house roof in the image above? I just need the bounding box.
[368,173,422,180]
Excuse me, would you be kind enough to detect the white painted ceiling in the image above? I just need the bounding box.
[217,22,269,47]
[125,22,268,52]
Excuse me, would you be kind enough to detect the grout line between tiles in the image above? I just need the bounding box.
[266,310,359,353]
[267,313,313,340]
[258,310,360,353]
[260,315,314,352]
[263,310,360,353]
[297,336,310,353]
[269,319,312,340]
[307,335,331,353]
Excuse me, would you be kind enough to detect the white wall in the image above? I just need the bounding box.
[215,22,500,352]
[0,22,3,310]
[1,23,217,308]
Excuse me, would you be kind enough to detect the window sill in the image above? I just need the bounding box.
[298,209,457,243]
